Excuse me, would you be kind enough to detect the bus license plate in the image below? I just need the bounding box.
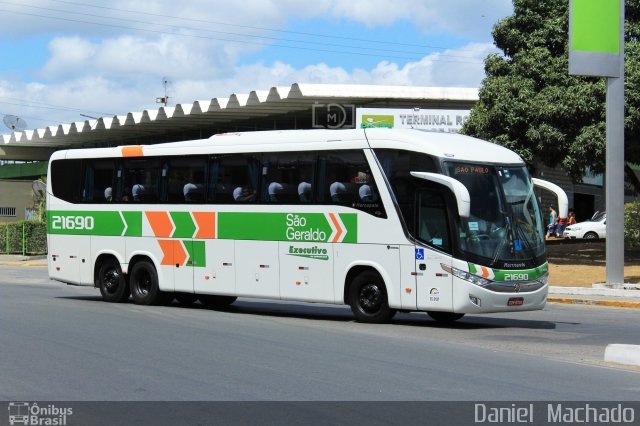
[508,297,524,306]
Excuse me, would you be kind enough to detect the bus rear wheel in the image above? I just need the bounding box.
[427,311,465,322]
[129,260,165,305]
[97,258,129,303]
[348,271,396,323]
[199,295,237,309]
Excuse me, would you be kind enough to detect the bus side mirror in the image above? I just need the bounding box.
[531,178,568,218]
[410,172,470,218]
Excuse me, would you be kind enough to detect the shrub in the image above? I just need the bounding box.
[624,202,640,248]
[0,220,47,255]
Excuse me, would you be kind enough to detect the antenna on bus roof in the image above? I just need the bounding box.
[156,76,172,107]
[3,114,28,131]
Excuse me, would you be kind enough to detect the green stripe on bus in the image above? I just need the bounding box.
[218,212,357,243]
[48,210,143,236]
[186,240,206,268]
[122,211,142,236]
[492,263,548,282]
[47,210,357,243]
[171,212,196,238]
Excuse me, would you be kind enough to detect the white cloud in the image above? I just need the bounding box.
[319,0,512,38]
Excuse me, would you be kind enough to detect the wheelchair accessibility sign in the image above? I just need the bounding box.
[415,248,424,260]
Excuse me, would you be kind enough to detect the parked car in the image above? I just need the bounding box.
[563,211,606,240]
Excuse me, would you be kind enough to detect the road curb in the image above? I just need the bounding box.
[604,344,640,366]
[548,297,640,309]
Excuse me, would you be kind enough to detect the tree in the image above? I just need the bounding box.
[462,0,640,181]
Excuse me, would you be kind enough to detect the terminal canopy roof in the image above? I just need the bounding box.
[0,83,477,161]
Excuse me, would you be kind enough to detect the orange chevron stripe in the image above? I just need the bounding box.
[146,211,173,237]
[329,213,343,243]
[158,240,175,266]
[480,266,490,278]
[158,240,187,266]
[121,146,144,157]
[193,212,216,239]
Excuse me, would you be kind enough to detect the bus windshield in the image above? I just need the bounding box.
[446,162,545,267]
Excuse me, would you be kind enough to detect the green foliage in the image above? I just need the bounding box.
[0,221,47,255]
[625,202,640,247]
[463,0,640,181]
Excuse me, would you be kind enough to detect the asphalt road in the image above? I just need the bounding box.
[1,266,640,401]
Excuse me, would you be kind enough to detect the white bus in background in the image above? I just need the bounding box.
[46,129,566,323]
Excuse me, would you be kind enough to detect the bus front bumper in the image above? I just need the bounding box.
[451,277,548,314]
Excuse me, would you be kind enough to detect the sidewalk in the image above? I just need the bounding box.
[548,285,640,308]
[0,254,47,266]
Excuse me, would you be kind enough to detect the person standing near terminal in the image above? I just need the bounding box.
[547,206,558,238]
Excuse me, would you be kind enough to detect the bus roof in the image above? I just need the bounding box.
[52,128,523,165]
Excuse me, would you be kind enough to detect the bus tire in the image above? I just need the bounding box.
[175,293,198,305]
[129,260,163,305]
[97,258,129,303]
[348,270,396,323]
[199,295,237,309]
[427,311,465,322]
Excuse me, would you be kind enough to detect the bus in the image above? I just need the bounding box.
[46,128,567,323]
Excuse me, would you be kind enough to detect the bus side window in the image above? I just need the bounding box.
[50,159,83,204]
[122,158,161,203]
[165,156,206,203]
[81,159,116,203]
[211,154,259,204]
[261,151,315,204]
[321,150,385,217]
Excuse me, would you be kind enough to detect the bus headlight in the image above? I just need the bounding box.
[535,272,549,286]
[440,264,492,287]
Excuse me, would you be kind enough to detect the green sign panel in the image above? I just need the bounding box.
[569,0,623,77]
[571,0,620,54]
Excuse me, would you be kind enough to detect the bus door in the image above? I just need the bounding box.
[414,189,454,312]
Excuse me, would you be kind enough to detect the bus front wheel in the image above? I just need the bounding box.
[348,271,396,323]
[97,258,129,303]
[129,260,164,305]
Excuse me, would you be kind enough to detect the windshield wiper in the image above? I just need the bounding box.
[513,219,539,265]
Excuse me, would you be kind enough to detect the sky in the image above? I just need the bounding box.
[0,0,514,131]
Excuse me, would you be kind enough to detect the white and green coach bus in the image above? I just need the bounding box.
[46,128,567,323]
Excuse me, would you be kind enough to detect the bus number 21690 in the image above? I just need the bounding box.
[51,215,94,230]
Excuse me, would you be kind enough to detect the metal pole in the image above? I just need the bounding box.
[22,222,26,256]
[605,0,625,285]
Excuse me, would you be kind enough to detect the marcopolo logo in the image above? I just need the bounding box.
[287,245,329,261]
[8,402,73,425]
[312,102,355,129]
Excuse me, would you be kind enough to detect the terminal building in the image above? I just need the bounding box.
[0,82,619,222]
